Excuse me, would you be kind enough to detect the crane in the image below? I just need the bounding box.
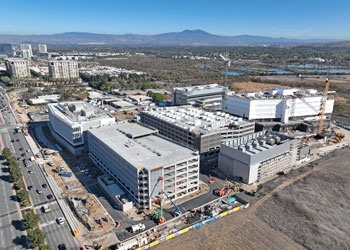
[164,192,182,217]
[318,78,330,134]
[219,53,231,93]
[158,176,165,224]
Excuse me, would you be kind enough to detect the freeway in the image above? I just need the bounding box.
[0,88,80,250]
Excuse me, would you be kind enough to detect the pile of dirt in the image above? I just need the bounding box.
[257,168,350,250]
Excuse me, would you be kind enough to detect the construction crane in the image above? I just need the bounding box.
[164,192,182,217]
[158,176,165,224]
[318,78,330,134]
[219,53,231,93]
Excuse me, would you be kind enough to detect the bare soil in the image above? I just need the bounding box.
[230,81,289,92]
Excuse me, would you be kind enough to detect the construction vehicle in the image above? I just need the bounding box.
[131,223,146,233]
[93,242,103,250]
[208,179,216,184]
[158,177,166,224]
[213,186,229,196]
[164,192,182,217]
[318,77,330,134]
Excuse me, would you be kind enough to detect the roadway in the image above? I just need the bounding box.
[0,88,80,250]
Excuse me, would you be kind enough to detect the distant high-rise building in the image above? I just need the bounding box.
[38,44,47,53]
[48,60,79,79]
[20,44,33,58]
[5,59,31,78]
[0,44,15,57]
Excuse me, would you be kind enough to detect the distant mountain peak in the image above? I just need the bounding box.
[0,30,338,46]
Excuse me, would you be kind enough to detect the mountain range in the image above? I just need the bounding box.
[0,29,339,46]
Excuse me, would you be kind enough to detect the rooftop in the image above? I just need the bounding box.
[48,101,114,124]
[173,84,225,96]
[223,130,293,156]
[227,87,335,100]
[89,122,198,170]
[142,106,253,134]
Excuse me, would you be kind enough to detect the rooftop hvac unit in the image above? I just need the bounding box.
[245,143,253,150]
[274,136,281,144]
[266,138,275,146]
[259,140,266,146]
[252,141,259,148]
[238,146,245,152]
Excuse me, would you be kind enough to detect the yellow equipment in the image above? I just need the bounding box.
[318,78,330,134]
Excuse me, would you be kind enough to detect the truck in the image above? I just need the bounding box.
[131,223,145,233]
[42,205,50,213]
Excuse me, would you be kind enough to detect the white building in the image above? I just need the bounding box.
[48,101,115,155]
[172,84,226,110]
[88,121,199,210]
[222,88,334,131]
[48,60,79,79]
[20,44,33,58]
[218,131,300,184]
[38,44,47,53]
[5,58,31,78]
[29,94,60,105]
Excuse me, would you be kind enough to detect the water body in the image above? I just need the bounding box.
[287,64,339,69]
[224,71,241,75]
[300,69,350,74]
[200,65,212,69]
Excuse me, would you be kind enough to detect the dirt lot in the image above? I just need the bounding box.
[257,148,350,250]
[154,148,350,250]
[230,81,289,92]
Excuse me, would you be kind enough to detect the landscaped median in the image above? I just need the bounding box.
[2,147,52,250]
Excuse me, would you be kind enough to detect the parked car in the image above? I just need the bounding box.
[56,217,65,225]
[28,170,33,174]
[58,244,67,250]
[27,185,33,190]
[36,189,42,194]
[47,194,53,200]
[42,184,47,188]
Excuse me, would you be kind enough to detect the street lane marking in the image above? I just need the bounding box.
[40,219,57,228]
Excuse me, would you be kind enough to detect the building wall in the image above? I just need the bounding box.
[223,95,334,122]
[5,60,31,78]
[218,138,296,184]
[48,61,79,79]
[0,44,14,57]
[88,130,199,209]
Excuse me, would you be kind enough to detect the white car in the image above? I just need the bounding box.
[57,217,65,225]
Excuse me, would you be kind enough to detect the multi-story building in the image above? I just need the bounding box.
[48,101,115,155]
[5,59,31,78]
[172,84,226,110]
[222,87,335,132]
[140,107,255,168]
[0,44,15,57]
[20,44,33,58]
[218,131,300,184]
[38,44,47,53]
[48,60,79,79]
[88,121,200,210]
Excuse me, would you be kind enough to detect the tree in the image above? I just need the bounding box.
[39,244,52,250]
[0,76,11,84]
[27,87,35,94]
[152,93,165,102]
[9,165,22,182]
[2,147,11,160]
[17,188,29,202]
[27,229,45,248]
[23,209,40,229]
[146,90,153,97]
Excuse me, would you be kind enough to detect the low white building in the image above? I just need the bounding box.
[48,101,115,155]
[222,88,334,131]
[29,94,60,105]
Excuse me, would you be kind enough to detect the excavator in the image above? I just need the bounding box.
[213,186,229,196]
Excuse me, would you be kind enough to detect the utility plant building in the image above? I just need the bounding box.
[218,131,300,184]
[48,101,115,155]
[222,88,334,132]
[88,122,200,210]
[140,107,255,168]
[172,84,226,110]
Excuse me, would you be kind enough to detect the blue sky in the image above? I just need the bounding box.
[2,0,349,39]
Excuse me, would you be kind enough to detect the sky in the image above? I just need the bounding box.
[2,0,350,39]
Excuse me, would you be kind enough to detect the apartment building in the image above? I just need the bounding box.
[5,58,31,78]
[20,44,33,58]
[48,60,79,79]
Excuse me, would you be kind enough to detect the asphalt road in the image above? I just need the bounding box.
[0,88,80,250]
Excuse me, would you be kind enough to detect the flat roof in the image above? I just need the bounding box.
[48,101,114,124]
[89,122,198,170]
[142,107,253,134]
[173,84,225,96]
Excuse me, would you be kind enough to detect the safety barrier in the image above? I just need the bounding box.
[139,203,248,249]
